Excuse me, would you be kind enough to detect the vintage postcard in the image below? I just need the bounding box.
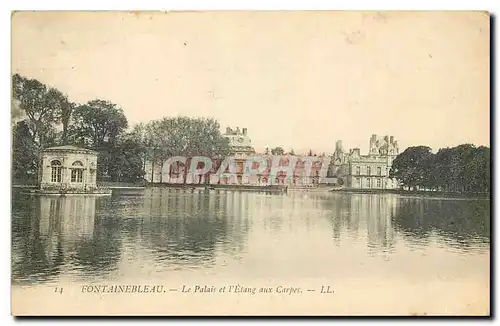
[11,11,490,316]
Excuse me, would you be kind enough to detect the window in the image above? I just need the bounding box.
[367,178,371,188]
[377,167,382,176]
[356,177,360,186]
[51,160,62,183]
[71,161,84,183]
[355,166,360,175]
[71,169,83,182]
[377,178,381,188]
[367,166,371,175]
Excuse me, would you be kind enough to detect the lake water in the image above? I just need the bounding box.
[11,188,490,315]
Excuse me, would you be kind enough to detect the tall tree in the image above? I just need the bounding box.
[12,121,38,182]
[466,146,490,193]
[71,99,128,149]
[142,119,169,182]
[70,99,128,180]
[108,132,147,182]
[130,122,148,173]
[390,146,434,190]
[59,99,75,145]
[429,147,454,191]
[12,74,72,184]
[390,144,490,194]
[143,116,230,184]
[12,74,66,150]
[271,146,285,155]
[11,99,25,127]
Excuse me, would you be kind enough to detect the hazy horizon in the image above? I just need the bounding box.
[11,11,490,155]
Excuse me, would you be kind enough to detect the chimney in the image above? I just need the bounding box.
[242,128,247,135]
[226,127,231,134]
[335,140,343,152]
[390,136,394,144]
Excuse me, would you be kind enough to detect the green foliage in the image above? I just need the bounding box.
[60,101,75,145]
[12,73,489,192]
[12,74,70,149]
[70,99,128,148]
[12,74,73,181]
[11,74,233,184]
[271,146,284,155]
[11,100,24,126]
[390,144,490,193]
[107,132,147,182]
[390,146,433,189]
[12,121,37,182]
[142,116,231,183]
[66,99,129,181]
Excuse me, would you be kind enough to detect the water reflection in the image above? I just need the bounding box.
[138,188,250,268]
[11,189,490,285]
[11,194,113,284]
[11,189,253,284]
[392,197,490,251]
[316,193,490,255]
[317,194,397,257]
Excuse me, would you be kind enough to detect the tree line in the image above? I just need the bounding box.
[389,144,490,194]
[13,74,490,191]
[11,74,230,183]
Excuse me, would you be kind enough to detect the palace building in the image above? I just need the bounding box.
[223,126,255,156]
[220,126,256,184]
[144,126,257,184]
[329,135,400,189]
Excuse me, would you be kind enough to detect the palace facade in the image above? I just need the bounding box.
[214,126,325,186]
[328,135,400,189]
[144,127,326,186]
[144,129,401,189]
[144,126,257,184]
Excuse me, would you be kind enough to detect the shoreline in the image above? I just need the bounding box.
[146,182,288,193]
[12,183,490,199]
[329,188,490,199]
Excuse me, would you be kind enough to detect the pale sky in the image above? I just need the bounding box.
[11,11,490,154]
